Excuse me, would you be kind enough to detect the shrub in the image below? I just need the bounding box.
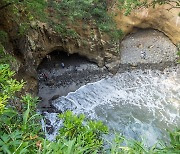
[0,64,24,114]
[48,0,123,39]
[57,111,109,153]
[0,63,42,153]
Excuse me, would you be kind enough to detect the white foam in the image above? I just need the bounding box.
[44,67,180,144]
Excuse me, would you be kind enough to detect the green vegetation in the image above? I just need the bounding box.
[41,111,108,153]
[1,0,179,39]
[118,0,180,15]
[49,0,123,39]
[58,111,108,152]
[1,0,47,35]
[1,0,123,39]
[0,64,42,153]
[0,64,24,114]
[0,64,179,153]
[109,130,180,153]
[0,0,180,153]
[0,94,42,153]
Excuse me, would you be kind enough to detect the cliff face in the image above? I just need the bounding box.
[1,2,180,94]
[113,3,180,44]
[23,22,120,69]
[15,22,120,93]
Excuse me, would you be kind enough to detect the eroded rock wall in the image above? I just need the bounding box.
[113,3,180,44]
[1,1,179,94]
[16,22,120,93]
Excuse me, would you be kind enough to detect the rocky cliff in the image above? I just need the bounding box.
[0,2,179,94]
[114,3,180,44]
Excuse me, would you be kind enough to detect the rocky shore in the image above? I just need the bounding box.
[38,29,178,111]
[37,52,110,109]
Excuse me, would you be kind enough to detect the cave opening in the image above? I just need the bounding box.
[39,29,180,144]
[37,50,93,71]
[37,50,107,109]
[120,28,177,66]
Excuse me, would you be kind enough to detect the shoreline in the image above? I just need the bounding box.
[38,29,178,111]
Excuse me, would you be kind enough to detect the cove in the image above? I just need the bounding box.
[42,66,180,146]
[39,29,180,146]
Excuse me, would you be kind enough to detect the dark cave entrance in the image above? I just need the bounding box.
[37,50,107,109]
[37,50,92,71]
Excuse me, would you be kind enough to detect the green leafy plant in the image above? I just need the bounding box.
[0,0,47,36]
[0,63,42,153]
[118,0,180,16]
[48,0,124,40]
[58,111,109,153]
[0,93,42,153]
[158,129,180,154]
[0,64,24,114]
[108,129,180,154]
